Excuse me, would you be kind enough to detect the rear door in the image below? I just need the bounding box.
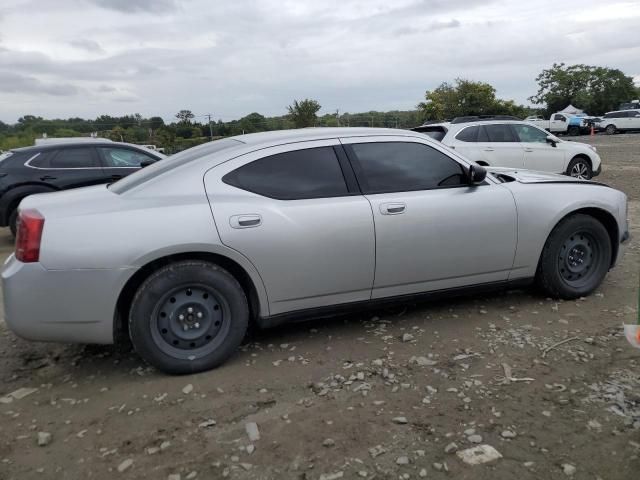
[204,140,375,315]
[512,123,566,174]
[97,146,160,182]
[474,123,525,168]
[25,146,107,188]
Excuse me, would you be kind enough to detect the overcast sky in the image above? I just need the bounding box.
[0,0,639,124]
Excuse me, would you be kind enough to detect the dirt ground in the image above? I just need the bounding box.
[0,133,639,480]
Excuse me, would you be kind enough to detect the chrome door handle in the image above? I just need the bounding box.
[380,203,406,215]
[230,214,262,229]
[524,148,534,152]
[483,148,495,152]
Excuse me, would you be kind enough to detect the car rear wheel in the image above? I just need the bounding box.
[129,260,249,374]
[566,157,592,180]
[536,214,611,299]
[568,126,580,136]
[605,124,616,135]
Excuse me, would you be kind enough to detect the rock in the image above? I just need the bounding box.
[1,387,39,404]
[401,333,414,342]
[369,445,386,457]
[117,458,133,473]
[245,422,260,442]
[562,464,576,476]
[419,469,427,477]
[587,419,602,430]
[524,461,535,468]
[392,416,408,424]
[147,447,160,455]
[37,432,52,447]
[186,471,197,479]
[433,462,444,471]
[444,442,458,453]
[198,419,216,428]
[464,428,476,436]
[246,444,255,455]
[468,434,483,444]
[182,384,193,395]
[396,456,410,465]
[319,472,344,480]
[160,441,171,450]
[410,356,437,367]
[168,475,181,480]
[501,430,516,439]
[456,445,502,465]
[358,471,368,478]
[322,438,335,447]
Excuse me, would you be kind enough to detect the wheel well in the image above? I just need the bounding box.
[114,252,261,344]
[560,208,619,268]
[569,154,592,170]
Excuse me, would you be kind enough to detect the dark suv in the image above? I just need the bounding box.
[0,141,164,235]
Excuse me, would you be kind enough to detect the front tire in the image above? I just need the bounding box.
[568,126,580,136]
[536,214,612,299]
[566,157,592,180]
[605,124,616,135]
[129,261,249,374]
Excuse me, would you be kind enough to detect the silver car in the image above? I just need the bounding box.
[2,128,629,374]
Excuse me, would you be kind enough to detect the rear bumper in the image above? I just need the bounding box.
[1,255,136,344]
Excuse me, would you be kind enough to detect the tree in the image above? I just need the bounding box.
[149,116,165,130]
[287,99,321,128]
[175,109,195,124]
[529,63,637,115]
[418,79,527,121]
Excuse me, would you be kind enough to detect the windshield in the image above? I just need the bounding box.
[0,151,14,163]
[109,138,243,194]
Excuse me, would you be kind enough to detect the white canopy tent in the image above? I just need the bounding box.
[559,104,585,115]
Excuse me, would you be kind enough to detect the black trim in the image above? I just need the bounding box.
[257,278,534,329]
[333,145,361,194]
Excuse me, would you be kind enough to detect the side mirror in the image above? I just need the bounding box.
[140,160,154,168]
[467,163,487,185]
[546,135,558,147]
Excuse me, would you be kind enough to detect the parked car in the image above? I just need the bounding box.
[599,109,640,135]
[524,114,591,135]
[2,128,628,374]
[415,119,601,179]
[0,141,165,235]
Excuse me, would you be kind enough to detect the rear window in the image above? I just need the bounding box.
[110,138,242,194]
[455,126,479,142]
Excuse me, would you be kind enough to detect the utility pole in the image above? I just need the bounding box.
[205,113,213,141]
[335,109,340,126]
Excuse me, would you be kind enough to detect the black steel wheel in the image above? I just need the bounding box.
[536,214,611,299]
[129,260,248,374]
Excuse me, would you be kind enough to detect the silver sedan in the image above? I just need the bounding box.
[2,128,629,374]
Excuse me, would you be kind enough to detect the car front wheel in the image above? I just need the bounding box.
[536,214,612,299]
[129,260,249,374]
[605,124,616,135]
[566,157,592,180]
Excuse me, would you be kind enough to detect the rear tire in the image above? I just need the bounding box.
[605,124,616,135]
[8,209,18,238]
[129,261,249,375]
[536,214,611,299]
[568,126,580,136]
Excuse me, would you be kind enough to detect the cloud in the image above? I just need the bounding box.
[88,0,176,14]
[69,38,104,53]
[0,71,79,96]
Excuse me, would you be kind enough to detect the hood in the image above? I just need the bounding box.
[486,167,589,184]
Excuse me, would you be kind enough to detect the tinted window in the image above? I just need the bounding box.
[49,148,97,168]
[223,147,348,200]
[455,126,479,142]
[27,151,54,168]
[484,124,517,142]
[100,147,156,168]
[350,142,466,194]
[553,114,566,121]
[512,124,548,143]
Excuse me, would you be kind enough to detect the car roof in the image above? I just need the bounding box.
[232,127,422,146]
[11,141,163,155]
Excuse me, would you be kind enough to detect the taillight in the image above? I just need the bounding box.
[15,209,44,263]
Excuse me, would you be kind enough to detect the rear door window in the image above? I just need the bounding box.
[49,147,98,168]
[455,126,479,142]
[99,147,157,168]
[223,147,349,200]
[484,124,518,142]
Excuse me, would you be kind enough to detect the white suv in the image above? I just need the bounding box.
[415,119,602,180]
[599,109,640,135]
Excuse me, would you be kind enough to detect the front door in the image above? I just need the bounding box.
[512,124,566,174]
[341,137,518,299]
[205,140,375,315]
[97,146,159,182]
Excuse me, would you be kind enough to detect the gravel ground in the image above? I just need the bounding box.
[0,133,639,480]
